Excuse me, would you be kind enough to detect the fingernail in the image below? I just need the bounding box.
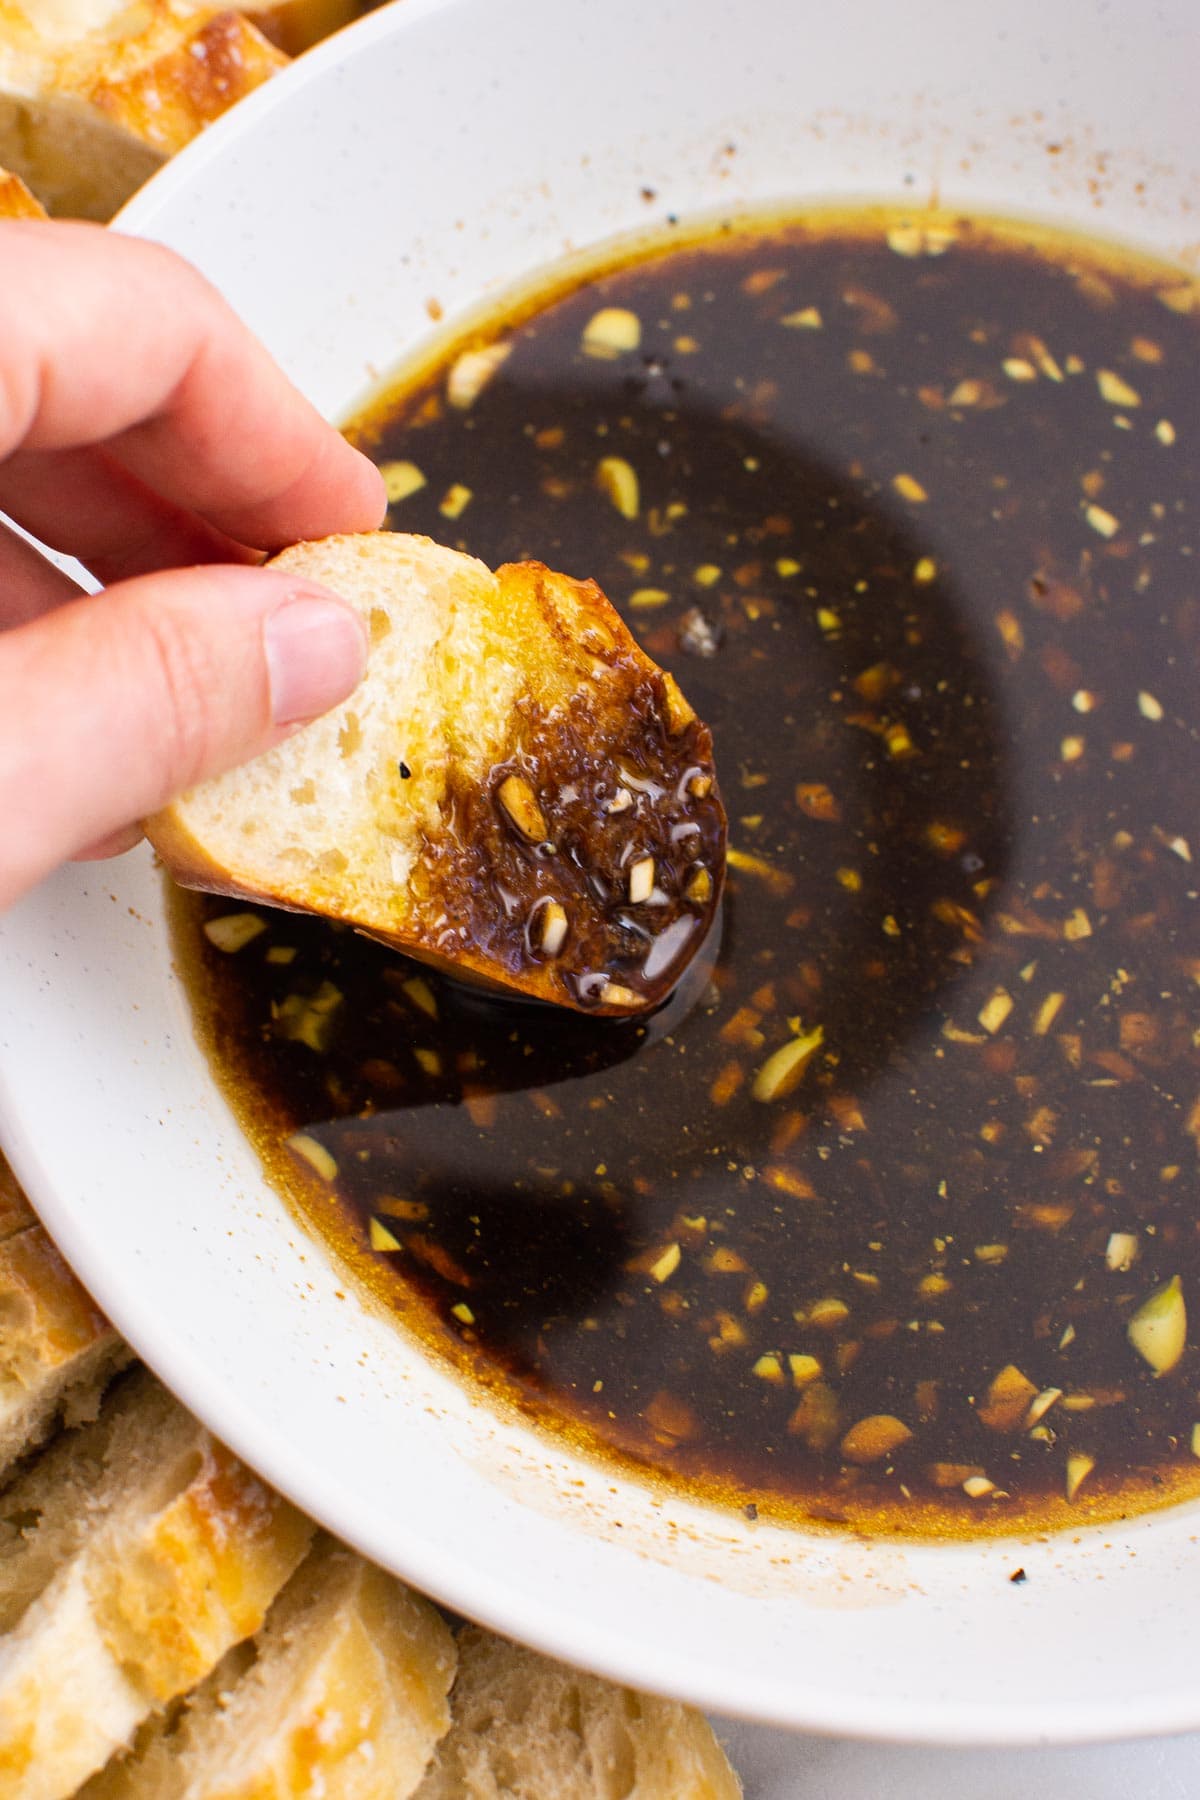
[263,588,368,727]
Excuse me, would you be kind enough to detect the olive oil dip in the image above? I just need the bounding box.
[175,208,1200,1536]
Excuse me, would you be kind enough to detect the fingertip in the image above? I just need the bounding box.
[262,582,370,727]
[348,446,389,530]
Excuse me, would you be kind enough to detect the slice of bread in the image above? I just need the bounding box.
[0,3,288,220]
[0,1221,131,1480]
[80,1535,457,1800]
[415,1627,743,1800]
[148,532,726,1016]
[0,1368,312,1800]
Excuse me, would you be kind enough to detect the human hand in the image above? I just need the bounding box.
[0,219,386,910]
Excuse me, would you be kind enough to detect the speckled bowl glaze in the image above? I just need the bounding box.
[2,0,1198,1744]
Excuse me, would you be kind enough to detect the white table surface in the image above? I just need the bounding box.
[713,1721,1200,1798]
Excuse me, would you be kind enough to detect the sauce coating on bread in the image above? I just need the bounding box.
[408,563,725,1012]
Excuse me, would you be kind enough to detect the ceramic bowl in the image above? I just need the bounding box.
[1,0,1198,1745]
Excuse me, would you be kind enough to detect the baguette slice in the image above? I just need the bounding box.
[80,1535,457,1800]
[148,532,725,1017]
[0,1368,313,1800]
[0,3,288,220]
[0,1221,131,1479]
[415,1627,743,1800]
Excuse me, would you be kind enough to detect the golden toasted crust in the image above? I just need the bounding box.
[82,1540,456,1800]
[0,1373,314,1798]
[85,12,287,158]
[92,1439,315,1702]
[0,4,288,218]
[0,166,46,218]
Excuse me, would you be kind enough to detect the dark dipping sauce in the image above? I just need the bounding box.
[177,209,1200,1536]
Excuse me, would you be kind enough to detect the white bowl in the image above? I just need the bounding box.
[2,0,1199,1747]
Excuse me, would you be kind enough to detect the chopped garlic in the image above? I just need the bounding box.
[596,456,640,519]
[380,460,426,502]
[582,307,641,358]
[1128,1274,1186,1374]
[751,1026,825,1102]
[1065,1452,1096,1501]
[203,913,266,954]
[447,341,511,409]
[287,1133,338,1182]
[1105,1232,1139,1273]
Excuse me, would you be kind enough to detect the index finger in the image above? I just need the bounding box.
[0,220,385,550]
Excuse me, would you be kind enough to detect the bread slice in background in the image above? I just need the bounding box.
[148,532,725,1017]
[0,1219,131,1481]
[80,1534,457,1800]
[0,2,288,219]
[415,1626,743,1800]
[0,1368,312,1800]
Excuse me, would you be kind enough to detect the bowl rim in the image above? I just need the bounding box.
[5,0,1198,1747]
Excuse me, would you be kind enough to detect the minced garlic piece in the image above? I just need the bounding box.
[977,988,1014,1035]
[648,1242,681,1284]
[447,341,512,409]
[596,455,640,519]
[287,1133,338,1182]
[1105,1232,1139,1273]
[840,1414,912,1463]
[203,913,267,954]
[789,1353,822,1387]
[1128,1274,1186,1374]
[380,460,426,502]
[1065,1452,1096,1501]
[1096,368,1141,407]
[439,482,473,519]
[751,1026,824,1102]
[582,307,641,358]
[1085,503,1120,538]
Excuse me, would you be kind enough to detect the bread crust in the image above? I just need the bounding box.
[0,165,46,218]
[0,1373,313,1798]
[0,4,288,218]
[416,1626,742,1800]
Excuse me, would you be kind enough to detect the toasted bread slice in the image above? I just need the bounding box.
[148,532,725,1016]
[0,1368,312,1800]
[0,3,288,219]
[0,1221,131,1479]
[415,1626,742,1800]
[80,1535,457,1800]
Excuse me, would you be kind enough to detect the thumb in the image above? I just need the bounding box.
[0,562,368,908]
